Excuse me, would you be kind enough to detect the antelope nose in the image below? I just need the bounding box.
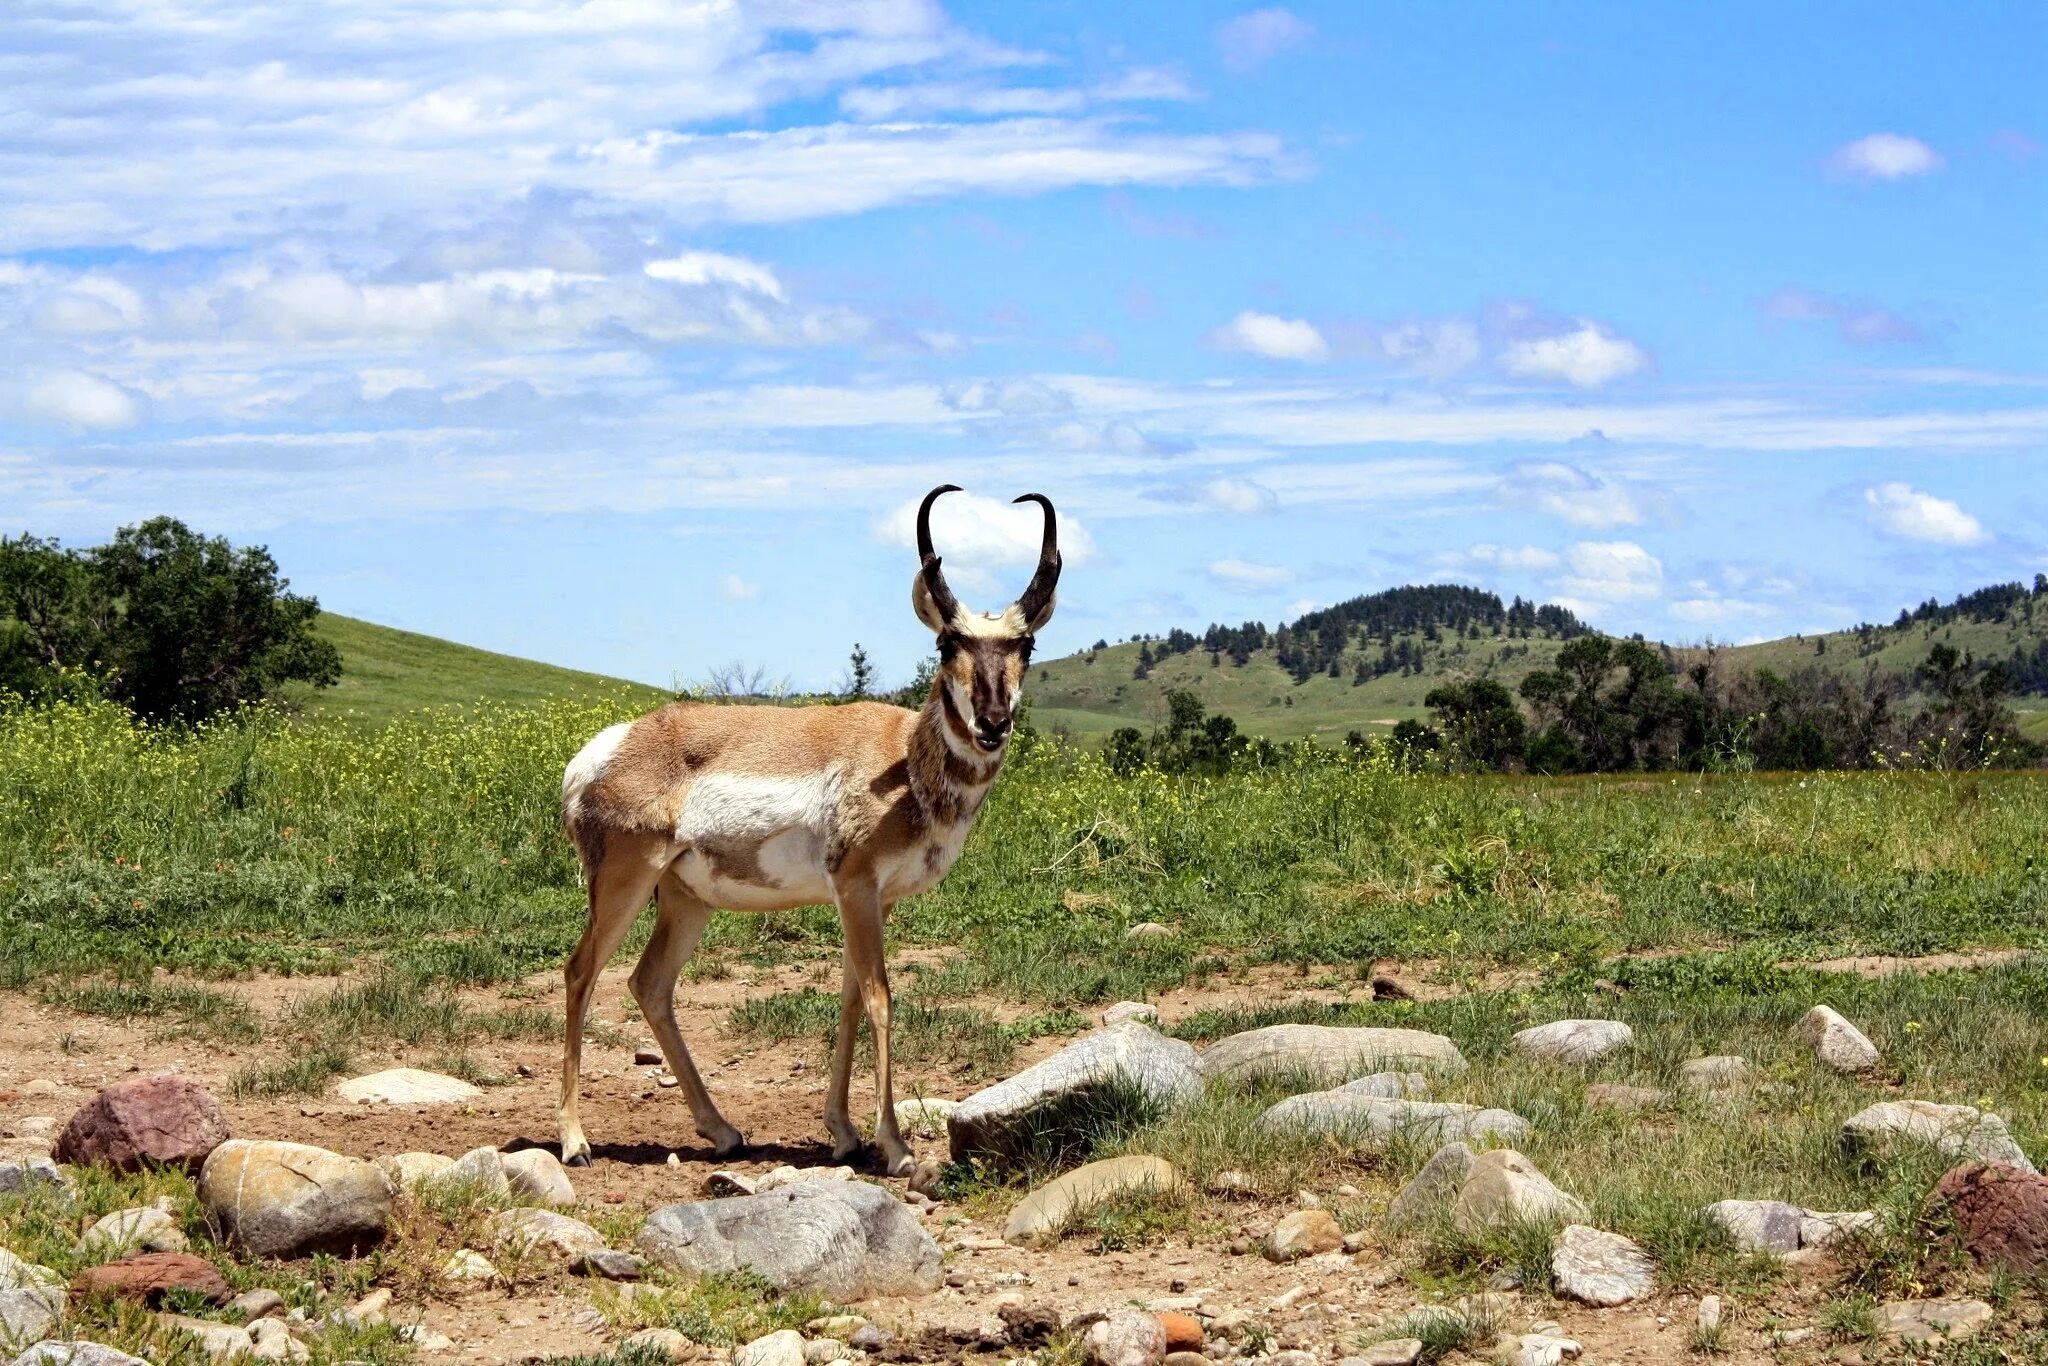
[973,715,1010,750]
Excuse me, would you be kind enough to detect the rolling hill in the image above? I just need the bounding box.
[1031,582,2048,746]
[289,613,667,727]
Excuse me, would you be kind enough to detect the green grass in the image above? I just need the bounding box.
[292,613,666,728]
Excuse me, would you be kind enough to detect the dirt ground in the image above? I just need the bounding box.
[0,961,1876,1365]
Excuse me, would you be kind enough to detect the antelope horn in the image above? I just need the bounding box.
[915,484,963,624]
[1011,492,1061,626]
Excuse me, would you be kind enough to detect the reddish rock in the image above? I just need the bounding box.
[70,1252,232,1306]
[1930,1162,2048,1273]
[55,1075,228,1174]
[1157,1312,1204,1352]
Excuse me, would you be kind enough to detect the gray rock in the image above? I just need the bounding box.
[734,1329,806,1366]
[1881,1298,1994,1342]
[756,1165,855,1193]
[77,1206,188,1259]
[10,1344,154,1366]
[0,1290,62,1348]
[0,1251,61,1292]
[373,1152,454,1188]
[1843,1101,2037,1173]
[335,1068,482,1105]
[0,1158,69,1200]
[160,1314,254,1360]
[892,1098,956,1139]
[1081,1310,1167,1366]
[1698,1296,1722,1333]
[1800,1210,1878,1247]
[247,1317,307,1362]
[429,1146,510,1199]
[490,1207,608,1259]
[227,1288,285,1321]
[1453,1149,1586,1234]
[198,1139,392,1259]
[1702,1199,1804,1253]
[639,1179,942,1299]
[1513,1335,1582,1366]
[1198,1025,1465,1091]
[1263,1209,1342,1262]
[1798,1006,1880,1074]
[1355,1341,1423,1366]
[1100,1002,1160,1027]
[624,1327,695,1358]
[1385,1143,1475,1228]
[1550,1224,1655,1305]
[1005,1156,1183,1248]
[1678,1056,1751,1091]
[1124,922,1176,943]
[1510,1020,1633,1064]
[1258,1092,1526,1146]
[947,1022,1200,1164]
[704,1170,757,1197]
[502,1148,575,1207]
[572,1249,647,1280]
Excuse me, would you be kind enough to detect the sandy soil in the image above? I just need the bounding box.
[0,961,1887,1365]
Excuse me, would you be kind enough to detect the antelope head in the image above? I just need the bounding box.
[910,484,1061,753]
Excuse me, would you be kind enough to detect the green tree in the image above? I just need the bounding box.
[1,517,340,721]
[841,642,875,698]
[1424,678,1528,770]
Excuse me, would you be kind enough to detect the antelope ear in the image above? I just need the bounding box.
[911,572,953,633]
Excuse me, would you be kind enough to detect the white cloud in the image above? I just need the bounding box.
[1496,461,1648,528]
[1765,288,1922,346]
[1194,476,1279,515]
[839,68,1193,121]
[875,488,1096,602]
[645,251,786,302]
[718,573,760,601]
[1863,482,1988,546]
[1207,556,1294,587]
[1375,318,1483,381]
[1499,321,1650,388]
[1830,133,1943,181]
[24,370,141,429]
[1558,540,1664,603]
[1670,596,1772,623]
[1215,8,1316,73]
[1444,544,1563,573]
[1208,310,1330,362]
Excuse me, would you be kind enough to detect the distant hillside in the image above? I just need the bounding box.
[1032,580,2048,746]
[290,614,666,726]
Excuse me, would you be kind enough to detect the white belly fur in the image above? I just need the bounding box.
[672,770,839,910]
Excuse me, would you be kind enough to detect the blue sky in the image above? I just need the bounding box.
[3,1,2044,690]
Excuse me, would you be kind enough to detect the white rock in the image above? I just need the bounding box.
[77,1206,188,1259]
[10,1342,154,1366]
[1081,1309,1167,1366]
[1125,922,1177,943]
[893,1097,957,1139]
[734,1328,807,1366]
[1511,1020,1633,1064]
[1801,1210,1878,1247]
[1355,1341,1423,1366]
[336,1068,483,1105]
[639,1181,942,1299]
[1199,1024,1466,1090]
[1550,1224,1655,1306]
[1678,1056,1750,1091]
[440,1249,497,1285]
[161,1315,255,1361]
[374,1152,455,1188]
[756,1165,856,1193]
[948,1022,1201,1163]
[1698,1296,1722,1333]
[1385,1143,1475,1229]
[1797,1006,1880,1074]
[1881,1298,1994,1342]
[198,1139,392,1259]
[0,1289,62,1346]
[429,1146,510,1199]
[490,1207,608,1259]
[502,1148,575,1207]
[1101,1001,1160,1027]
[1844,1100,2036,1173]
[0,1250,62,1291]
[247,1317,308,1362]
[1260,1091,1525,1146]
[1702,1199,1804,1253]
[1453,1150,1587,1234]
[1005,1155,1183,1247]
[1514,1335,1582,1366]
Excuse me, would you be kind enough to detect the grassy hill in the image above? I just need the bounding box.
[290,614,666,727]
[1033,583,2048,746]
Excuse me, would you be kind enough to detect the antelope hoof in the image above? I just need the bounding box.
[701,1122,746,1158]
[882,1149,916,1178]
[828,1121,864,1161]
[561,1139,591,1168]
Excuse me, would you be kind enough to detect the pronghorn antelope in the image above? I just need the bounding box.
[556,485,1060,1175]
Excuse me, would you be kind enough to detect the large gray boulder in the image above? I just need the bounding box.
[0,1289,62,1349]
[198,1139,393,1258]
[1551,1224,1655,1305]
[1843,1102,2037,1174]
[638,1180,941,1300]
[948,1023,1200,1164]
[1385,1143,1475,1229]
[1702,1200,1803,1253]
[1198,1025,1465,1090]
[1452,1149,1586,1234]
[1510,1020,1633,1064]
[11,1345,154,1366]
[1258,1091,1527,1147]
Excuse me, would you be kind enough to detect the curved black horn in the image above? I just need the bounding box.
[915,484,963,623]
[1012,492,1061,625]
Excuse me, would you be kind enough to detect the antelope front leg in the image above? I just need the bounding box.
[835,878,913,1176]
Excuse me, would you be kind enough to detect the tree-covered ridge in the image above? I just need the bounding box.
[1133,584,1591,686]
